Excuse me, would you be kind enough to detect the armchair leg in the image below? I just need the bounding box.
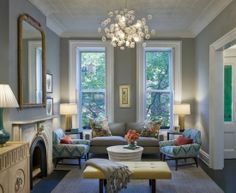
[78,157,81,169]
[193,157,198,168]
[175,159,178,171]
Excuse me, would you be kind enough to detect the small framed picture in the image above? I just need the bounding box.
[46,97,53,116]
[46,73,53,93]
[119,85,130,108]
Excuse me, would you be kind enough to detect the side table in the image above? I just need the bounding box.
[167,131,183,140]
[107,145,143,161]
[65,128,83,139]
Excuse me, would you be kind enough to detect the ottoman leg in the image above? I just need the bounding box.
[99,179,104,193]
[150,179,156,193]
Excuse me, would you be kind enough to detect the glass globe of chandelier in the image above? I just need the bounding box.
[98,7,155,50]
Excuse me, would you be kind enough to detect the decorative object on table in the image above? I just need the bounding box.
[125,129,140,149]
[46,97,53,116]
[0,84,19,146]
[89,118,112,138]
[119,85,130,108]
[173,104,190,132]
[141,120,161,137]
[46,73,53,93]
[60,103,77,131]
[98,0,155,50]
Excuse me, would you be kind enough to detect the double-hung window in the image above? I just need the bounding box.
[137,41,182,129]
[145,49,173,128]
[78,49,107,128]
[69,41,114,129]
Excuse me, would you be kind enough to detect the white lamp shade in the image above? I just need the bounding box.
[60,103,77,115]
[0,84,19,108]
[174,104,190,115]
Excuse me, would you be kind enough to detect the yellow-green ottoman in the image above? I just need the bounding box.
[83,161,172,193]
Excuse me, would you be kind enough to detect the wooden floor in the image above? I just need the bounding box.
[200,159,236,193]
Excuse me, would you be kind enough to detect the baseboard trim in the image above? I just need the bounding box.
[199,149,210,167]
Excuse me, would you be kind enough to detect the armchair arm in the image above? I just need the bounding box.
[159,140,176,147]
[72,139,90,145]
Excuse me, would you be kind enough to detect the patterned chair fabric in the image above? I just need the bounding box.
[159,128,201,170]
[52,128,90,168]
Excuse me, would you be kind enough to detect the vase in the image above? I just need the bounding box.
[128,141,137,148]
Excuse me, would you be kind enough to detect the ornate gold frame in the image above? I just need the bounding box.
[18,14,46,108]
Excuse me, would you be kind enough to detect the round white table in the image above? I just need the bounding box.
[106,145,144,161]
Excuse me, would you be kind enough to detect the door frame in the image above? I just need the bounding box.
[209,27,236,169]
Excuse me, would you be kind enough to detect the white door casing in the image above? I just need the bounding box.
[223,55,236,159]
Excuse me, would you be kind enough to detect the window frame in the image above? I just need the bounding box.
[136,41,182,129]
[69,40,114,129]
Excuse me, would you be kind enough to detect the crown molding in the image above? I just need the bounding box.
[61,31,195,38]
[189,0,232,37]
[46,17,64,36]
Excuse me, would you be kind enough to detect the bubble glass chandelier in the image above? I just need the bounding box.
[98,2,155,50]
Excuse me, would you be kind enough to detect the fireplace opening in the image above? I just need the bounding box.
[30,136,47,189]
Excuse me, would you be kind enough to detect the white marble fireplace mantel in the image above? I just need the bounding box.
[11,115,58,174]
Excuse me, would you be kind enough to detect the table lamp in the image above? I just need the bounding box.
[60,103,77,131]
[0,84,19,146]
[173,104,190,132]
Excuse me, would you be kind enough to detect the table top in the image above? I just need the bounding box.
[107,145,144,153]
[167,130,183,134]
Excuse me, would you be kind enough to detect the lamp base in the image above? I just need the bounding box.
[0,108,10,146]
[178,115,185,132]
[0,129,10,146]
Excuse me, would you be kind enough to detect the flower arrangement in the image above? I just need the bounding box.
[125,129,140,144]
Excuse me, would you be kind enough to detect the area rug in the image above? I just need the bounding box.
[31,170,69,193]
[51,162,224,193]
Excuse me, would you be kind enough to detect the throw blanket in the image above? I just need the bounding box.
[86,158,132,193]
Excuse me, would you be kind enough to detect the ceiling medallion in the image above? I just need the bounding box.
[98,8,155,50]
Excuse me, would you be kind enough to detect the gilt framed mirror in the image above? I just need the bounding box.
[18,14,46,108]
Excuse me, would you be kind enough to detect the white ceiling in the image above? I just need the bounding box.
[28,0,232,38]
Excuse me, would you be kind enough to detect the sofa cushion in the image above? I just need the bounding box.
[109,123,126,136]
[126,122,145,133]
[90,136,127,146]
[136,137,159,147]
[90,119,112,138]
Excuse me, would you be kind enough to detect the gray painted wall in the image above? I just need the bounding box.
[60,38,196,126]
[0,0,9,83]
[0,0,61,135]
[195,0,236,153]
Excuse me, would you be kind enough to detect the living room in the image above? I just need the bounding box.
[0,0,235,192]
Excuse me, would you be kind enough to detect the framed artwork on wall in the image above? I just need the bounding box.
[119,85,130,108]
[46,73,53,93]
[46,97,53,116]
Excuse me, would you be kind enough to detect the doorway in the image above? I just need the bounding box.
[209,27,236,169]
[223,47,236,159]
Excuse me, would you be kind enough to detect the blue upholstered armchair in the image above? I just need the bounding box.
[159,128,201,170]
[53,128,90,168]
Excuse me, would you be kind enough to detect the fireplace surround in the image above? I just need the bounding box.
[12,116,56,188]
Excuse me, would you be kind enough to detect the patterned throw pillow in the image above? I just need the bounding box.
[90,119,112,138]
[141,121,161,137]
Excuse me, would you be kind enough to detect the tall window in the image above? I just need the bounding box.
[145,49,172,127]
[137,41,182,129]
[78,48,106,128]
[70,41,114,129]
